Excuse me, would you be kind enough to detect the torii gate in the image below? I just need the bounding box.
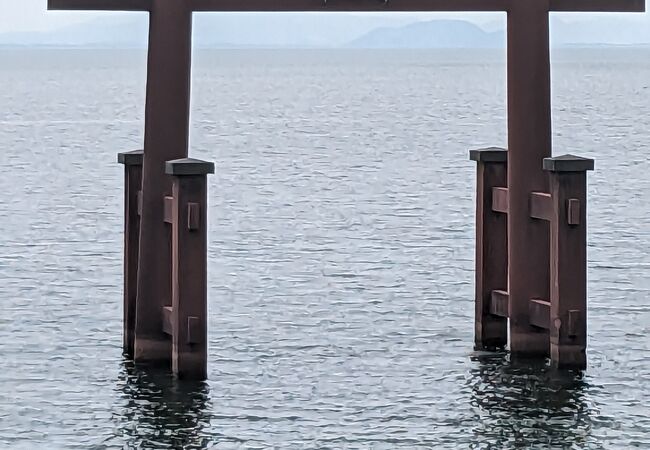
[49,0,644,379]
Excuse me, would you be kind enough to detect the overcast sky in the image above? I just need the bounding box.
[0,0,647,33]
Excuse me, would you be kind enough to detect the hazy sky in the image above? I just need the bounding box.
[0,0,647,33]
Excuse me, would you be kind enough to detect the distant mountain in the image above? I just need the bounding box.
[347,17,650,49]
[348,20,504,48]
[1,14,649,49]
[0,14,417,48]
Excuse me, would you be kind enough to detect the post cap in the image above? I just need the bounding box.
[543,155,594,172]
[118,150,144,166]
[165,158,215,176]
[469,147,508,163]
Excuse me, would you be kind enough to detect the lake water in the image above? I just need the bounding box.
[0,48,649,449]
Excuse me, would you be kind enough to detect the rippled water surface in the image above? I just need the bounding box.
[0,48,649,449]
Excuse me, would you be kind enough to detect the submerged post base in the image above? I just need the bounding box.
[119,153,214,380]
[471,150,593,370]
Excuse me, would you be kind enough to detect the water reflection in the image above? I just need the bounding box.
[469,352,593,449]
[114,360,213,449]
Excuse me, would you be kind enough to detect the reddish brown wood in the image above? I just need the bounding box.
[49,0,641,377]
[162,306,173,336]
[137,190,143,216]
[133,0,193,365]
[470,148,508,349]
[506,0,551,357]
[567,198,581,225]
[164,196,174,224]
[491,187,509,214]
[118,150,143,357]
[192,0,644,12]
[48,0,645,13]
[167,158,214,380]
[530,192,553,221]
[48,0,151,10]
[187,203,200,231]
[489,290,509,318]
[192,0,509,11]
[548,0,644,11]
[545,155,593,369]
[529,298,550,329]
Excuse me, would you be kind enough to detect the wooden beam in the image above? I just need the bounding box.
[192,0,644,12]
[48,0,151,11]
[549,0,644,12]
[133,0,192,366]
[506,0,551,357]
[191,0,510,12]
[162,306,174,336]
[492,187,509,214]
[489,290,510,318]
[530,191,552,221]
[164,196,174,224]
[529,298,550,329]
[48,0,644,14]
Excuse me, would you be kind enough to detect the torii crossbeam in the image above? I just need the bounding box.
[49,0,644,372]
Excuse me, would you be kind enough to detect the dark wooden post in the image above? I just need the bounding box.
[470,148,509,349]
[506,0,552,356]
[165,158,214,380]
[118,150,143,357]
[134,1,193,364]
[49,0,644,376]
[544,155,594,369]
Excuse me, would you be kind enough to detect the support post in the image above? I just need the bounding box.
[166,158,214,380]
[544,155,594,369]
[118,150,143,357]
[506,0,552,356]
[134,1,193,363]
[470,148,508,349]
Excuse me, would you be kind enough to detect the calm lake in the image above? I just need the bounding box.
[0,48,649,449]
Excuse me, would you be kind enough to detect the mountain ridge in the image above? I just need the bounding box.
[1,15,649,48]
[348,20,504,48]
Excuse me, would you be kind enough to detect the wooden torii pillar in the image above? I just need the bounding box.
[49,0,644,375]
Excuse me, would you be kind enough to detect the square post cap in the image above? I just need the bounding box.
[469,147,508,163]
[543,155,594,172]
[165,158,215,176]
[118,150,144,166]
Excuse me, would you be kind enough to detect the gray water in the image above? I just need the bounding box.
[0,48,649,449]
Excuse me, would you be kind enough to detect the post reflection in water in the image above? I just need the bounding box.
[114,360,213,449]
[469,351,593,449]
